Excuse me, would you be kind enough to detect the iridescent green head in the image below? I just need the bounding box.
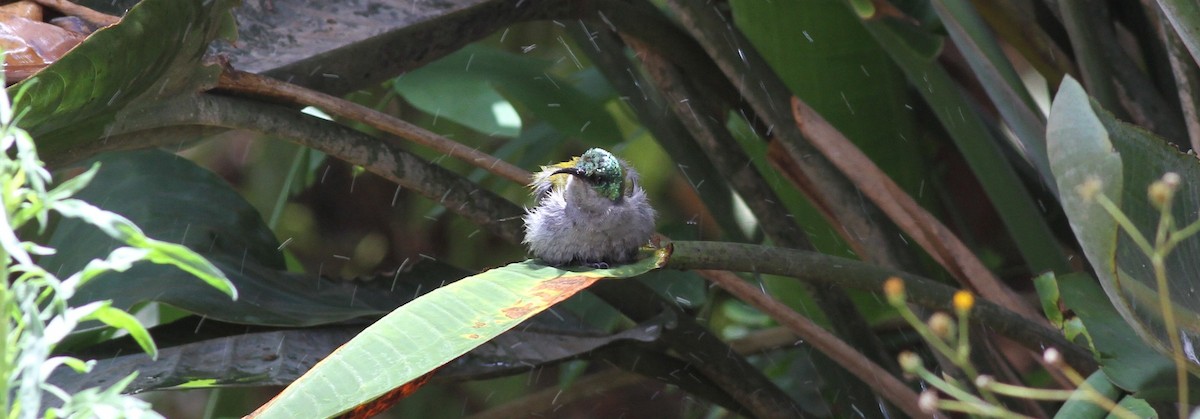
[552,148,625,201]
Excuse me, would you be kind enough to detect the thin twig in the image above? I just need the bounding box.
[101,94,527,243]
[217,70,531,185]
[790,96,1041,321]
[696,269,928,419]
[628,31,902,416]
[665,240,1098,373]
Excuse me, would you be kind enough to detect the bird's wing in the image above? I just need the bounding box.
[620,159,641,198]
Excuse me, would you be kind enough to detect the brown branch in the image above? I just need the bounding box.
[101,94,527,243]
[789,96,1042,322]
[665,240,1098,373]
[660,0,917,272]
[697,269,928,419]
[216,69,532,185]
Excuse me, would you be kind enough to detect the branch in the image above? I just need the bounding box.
[102,93,526,243]
[628,23,901,416]
[660,0,916,271]
[217,70,531,185]
[697,269,927,419]
[790,96,1040,321]
[665,240,1097,373]
[588,280,805,419]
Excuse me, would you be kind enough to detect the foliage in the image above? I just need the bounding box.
[13,0,1200,417]
[0,76,235,417]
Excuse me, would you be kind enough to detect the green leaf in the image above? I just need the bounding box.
[1049,76,1200,372]
[53,199,144,243]
[1053,369,1129,418]
[45,163,99,202]
[1033,272,1065,328]
[138,238,236,300]
[1059,273,1200,401]
[10,0,237,160]
[930,0,1050,183]
[51,196,236,299]
[45,150,459,326]
[252,251,667,418]
[85,306,157,359]
[731,0,926,198]
[50,311,662,395]
[393,44,621,145]
[1155,0,1200,96]
[856,6,1070,274]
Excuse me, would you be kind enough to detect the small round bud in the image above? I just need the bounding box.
[898,351,923,373]
[1043,348,1062,366]
[918,389,939,414]
[953,290,974,316]
[1149,172,1183,209]
[1163,172,1182,188]
[1076,177,1103,202]
[884,277,906,305]
[928,312,954,340]
[1149,180,1173,209]
[974,374,994,389]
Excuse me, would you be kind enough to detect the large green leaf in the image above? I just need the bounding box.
[11,0,237,161]
[49,310,661,394]
[857,7,1070,274]
[1059,273,1200,401]
[1049,76,1200,372]
[393,44,621,145]
[731,0,925,197]
[251,251,668,418]
[42,150,467,326]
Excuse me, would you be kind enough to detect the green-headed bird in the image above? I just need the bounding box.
[523,148,656,266]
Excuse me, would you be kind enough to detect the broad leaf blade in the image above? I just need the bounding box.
[1049,76,1200,372]
[43,150,467,326]
[393,44,622,145]
[251,251,668,418]
[49,313,660,394]
[11,0,237,161]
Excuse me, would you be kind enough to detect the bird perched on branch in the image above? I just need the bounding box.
[523,148,656,267]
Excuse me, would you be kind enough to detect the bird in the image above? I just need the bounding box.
[523,148,656,267]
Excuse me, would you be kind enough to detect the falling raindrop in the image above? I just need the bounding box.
[557,36,583,69]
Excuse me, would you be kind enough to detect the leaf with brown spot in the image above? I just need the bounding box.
[249,246,670,418]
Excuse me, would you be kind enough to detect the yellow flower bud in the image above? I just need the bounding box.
[884,277,905,305]
[953,290,974,316]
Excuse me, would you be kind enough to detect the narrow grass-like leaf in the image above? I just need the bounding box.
[85,305,156,359]
[1157,0,1200,71]
[250,249,668,418]
[857,12,1070,274]
[52,197,236,299]
[931,0,1049,182]
[138,239,235,300]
